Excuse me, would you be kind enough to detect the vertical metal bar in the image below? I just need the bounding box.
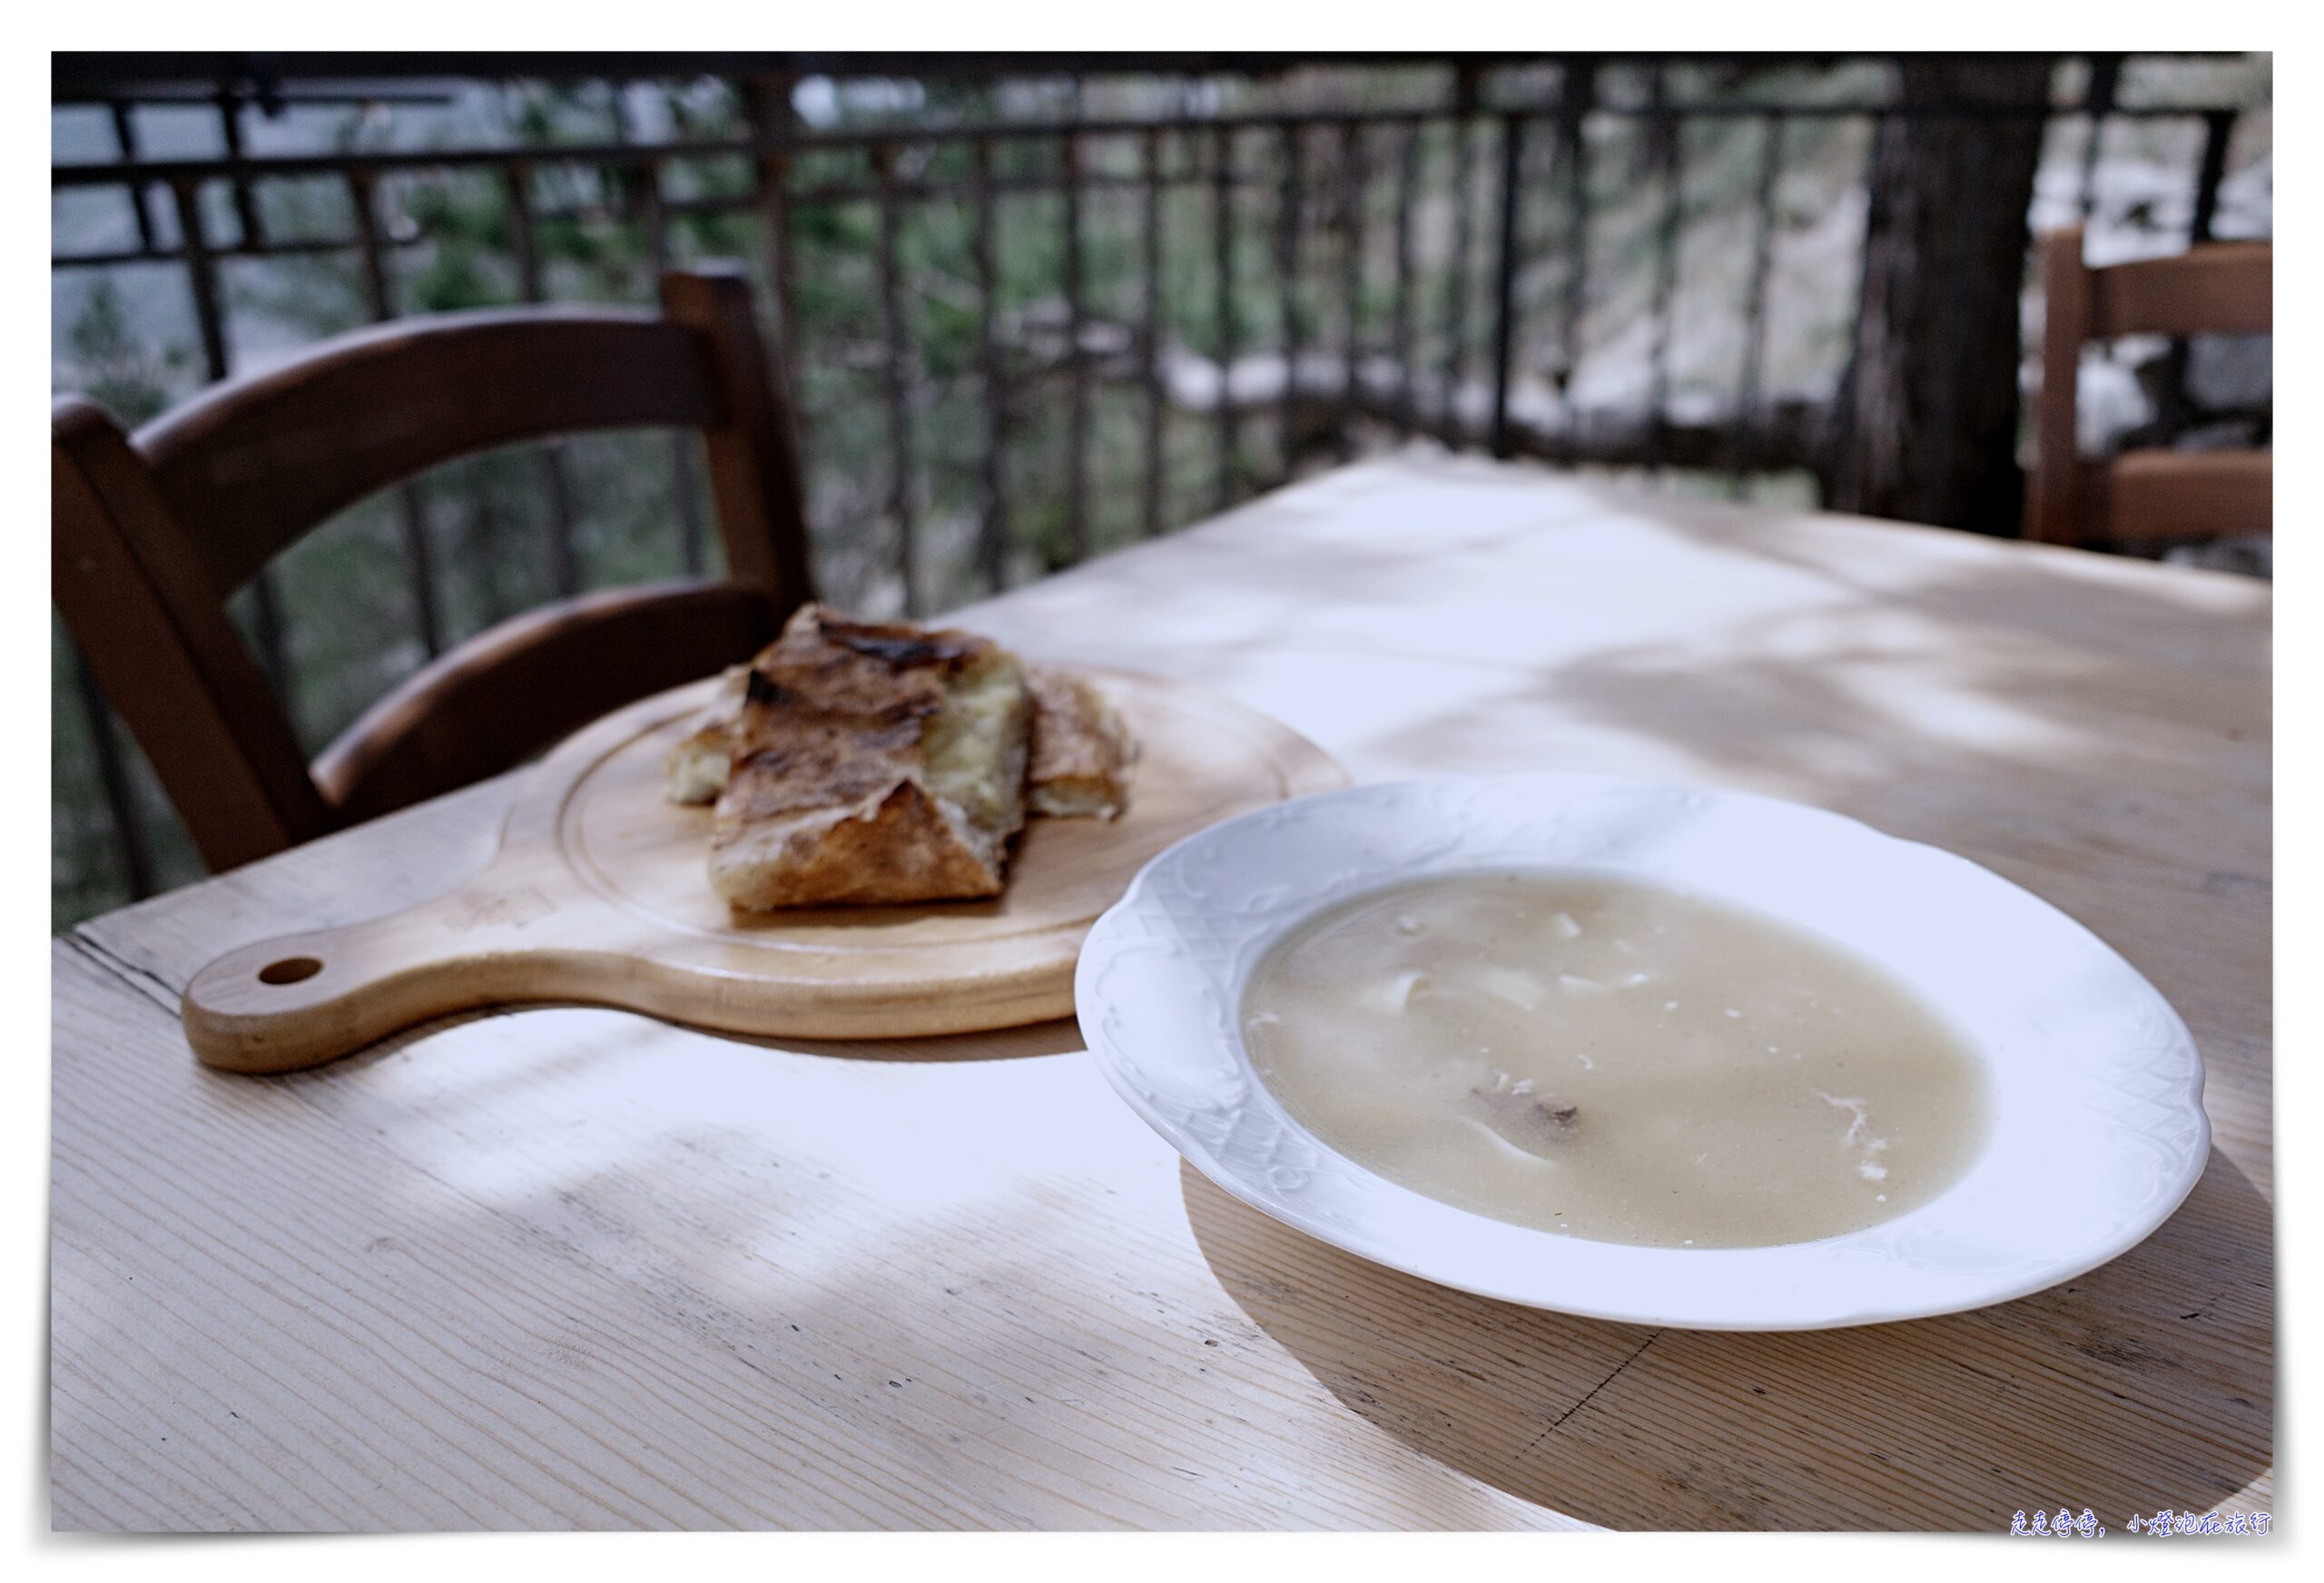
[170,175,295,730]
[1334,122,1365,461]
[71,641,155,902]
[1486,113,1525,461]
[107,101,157,253]
[1644,81,1684,478]
[874,141,920,615]
[1443,66,1482,438]
[2076,54,2122,219]
[214,86,264,248]
[504,162,582,600]
[169,179,230,396]
[1275,123,1305,483]
[1824,107,1886,502]
[971,137,1009,592]
[605,80,643,222]
[92,99,163,896]
[746,75,811,510]
[346,170,393,314]
[2156,108,2238,440]
[348,171,444,656]
[2188,109,2234,242]
[1444,120,1480,439]
[1729,113,1786,494]
[1391,120,1421,438]
[1062,129,1089,564]
[1140,127,1167,538]
[638,157,706,577]
[1555,64,1597,467]
[505,159,545,305]
[1211,123,1238,512]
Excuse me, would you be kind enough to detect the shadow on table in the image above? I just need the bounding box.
[256,1007,1086,1092]
[1186,1146,2272,1531]
[755,1018,1086,1065]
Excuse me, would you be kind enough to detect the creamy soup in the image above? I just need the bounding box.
[1243,872,1990,1248]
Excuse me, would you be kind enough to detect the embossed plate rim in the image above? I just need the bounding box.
[1074,772,2209,1330]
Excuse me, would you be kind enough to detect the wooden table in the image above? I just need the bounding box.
[52,453,2272,1531]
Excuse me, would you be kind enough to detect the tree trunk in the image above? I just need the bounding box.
[1826,57,2057,534]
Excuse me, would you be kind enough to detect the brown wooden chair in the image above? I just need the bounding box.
[2028,224,2271,548]
[53,265,813,874]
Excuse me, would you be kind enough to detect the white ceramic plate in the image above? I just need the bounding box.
[1074,773,2208,1330]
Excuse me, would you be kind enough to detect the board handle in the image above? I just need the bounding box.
[181,888,550,1075]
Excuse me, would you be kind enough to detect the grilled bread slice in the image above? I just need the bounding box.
[706,605,1033,909]
[1023,664,1133,820]
[668,646,1135,822]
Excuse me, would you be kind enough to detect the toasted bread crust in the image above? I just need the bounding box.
[713,779,1008,906]
[664,664,750,805]
[707,605,1029,909]
[1025,664,1133,820]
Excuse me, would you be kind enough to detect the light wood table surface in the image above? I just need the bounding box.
[52,453,2272,1531]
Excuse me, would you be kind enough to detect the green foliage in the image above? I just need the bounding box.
[49,62,2273,929]
[64,279,183,424]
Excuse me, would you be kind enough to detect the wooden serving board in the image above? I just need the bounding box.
[182,668,1345,1073]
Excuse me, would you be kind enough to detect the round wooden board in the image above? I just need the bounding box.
[183,668,1346,1072]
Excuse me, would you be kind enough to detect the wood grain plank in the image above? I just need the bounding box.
[182,671,1346,1071]
[56,455,2270,1531]
[53,940,1575,1531]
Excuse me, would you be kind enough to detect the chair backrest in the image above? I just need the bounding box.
[54,266,813,872]
[2030,225,2272,547]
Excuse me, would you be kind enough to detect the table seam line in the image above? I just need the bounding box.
[60,931,182,1017]
[1519,1328,1663,1460]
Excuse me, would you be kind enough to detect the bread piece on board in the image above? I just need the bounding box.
[1024,664,1134,820]
[707,605,1033,909]
[667,649,1136,822]
[665,664,749,805]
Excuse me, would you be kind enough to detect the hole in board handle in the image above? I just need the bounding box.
[258,957,322,986]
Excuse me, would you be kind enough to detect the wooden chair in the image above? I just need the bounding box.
[2028,224,2271,548]
[53,265,813,873]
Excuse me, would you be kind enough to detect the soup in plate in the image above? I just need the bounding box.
[1242,872,1991,1249]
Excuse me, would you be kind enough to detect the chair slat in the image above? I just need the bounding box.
[53,398,336,867]
[2096,449,2273,544]
[54,268,812,875]
[138,310,725,595]
[311,579,777,825]
[659,272,814,611]
[2091,243,2272,340]
[2030,226,2271,548]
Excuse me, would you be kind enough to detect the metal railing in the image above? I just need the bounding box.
[49,55,2265,922]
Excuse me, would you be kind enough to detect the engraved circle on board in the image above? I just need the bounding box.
[556,668,1347,952]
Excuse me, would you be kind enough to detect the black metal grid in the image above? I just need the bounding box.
[50,55,2258,908]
